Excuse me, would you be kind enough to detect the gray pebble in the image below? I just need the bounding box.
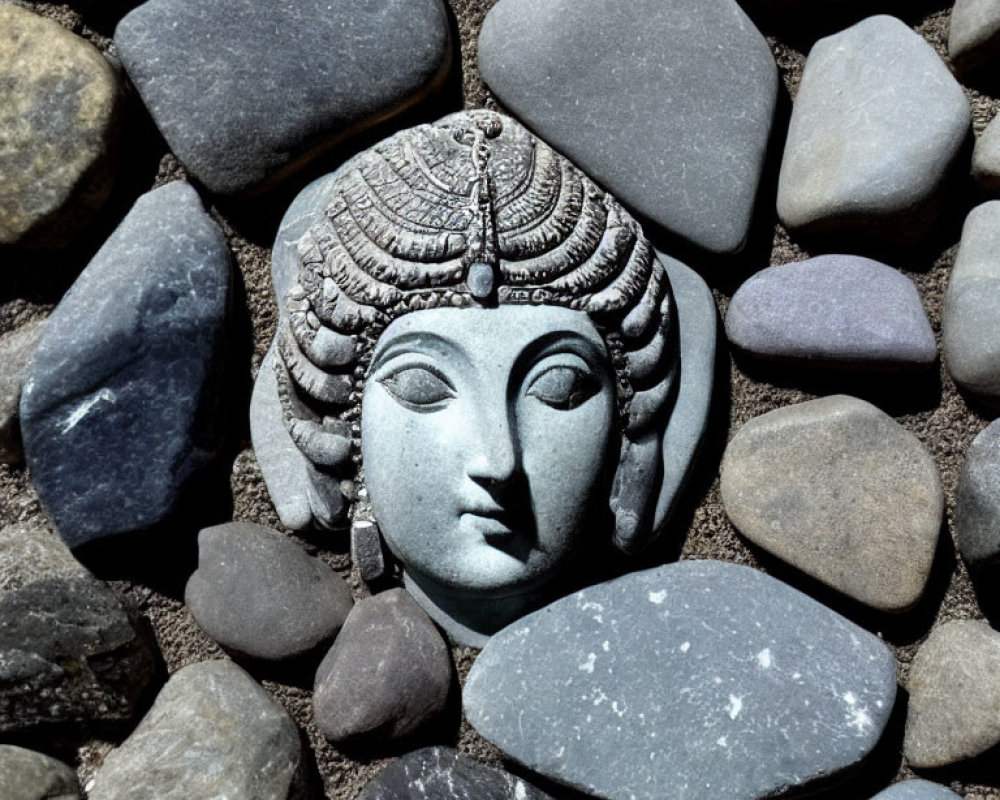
[313,588,451,744]
[956,420,1000,569]
[777,15,970,243]
[949,0,1000,72]
[868,780,964,800]
[464,560,897,800]
[0,745,80,800]
[972,112,1000,191]
[0,318,46,463]
[721,395,943,612]
[904,619,1000,768]
[478,0,777,254]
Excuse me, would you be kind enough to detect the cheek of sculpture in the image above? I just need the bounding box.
[360,306,618,598]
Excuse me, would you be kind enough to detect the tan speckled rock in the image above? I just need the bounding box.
[905,619,1000,768]
[0,5,120,247]
[721,395,944,612]
[0,318,46,463]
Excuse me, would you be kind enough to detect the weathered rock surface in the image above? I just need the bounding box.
[949,0,1000,72]
[972,112,1000,191]
[0,523,155,733]
[905,619,1000,768]
[313,589,451,743]
[465,560,897,800]
[725,256,935,370]
[357,747,554,800]
[0,318,46,463]
[0,5,120,247]
[721,395,943,612]
[943,201,1000,406]
[954,420,1000,569]
[0,745,80,800]
[185,521,353,660]
[479,0,777,254]
[88,660,308,800]
[777,15,970,242]
[20,182,231,548]
[869,780,964,800]
[114,0,451,194]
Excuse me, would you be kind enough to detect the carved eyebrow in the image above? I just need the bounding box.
[522,330,608,368]
[370,331,468,372]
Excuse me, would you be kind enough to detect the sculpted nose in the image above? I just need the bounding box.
[465,405,519,487]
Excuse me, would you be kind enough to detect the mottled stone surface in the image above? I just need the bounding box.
[20,182,231,548]
[721,395,943,612]
[357,747,554,800]
[313,589,451,744]
[972,113,1000,191]
[114,0,451,194]
[869,780,964,800]
[725,256,936,370]
[905,620,1000,768]
[185,522,353,660]
[954,420,1000,569]
[0,5,120,247]
[0,523,155,733]
[777,15,970,242]
[943,201,1000,406]
[465,560,896,800]
[0,318,46,463]
[0,745,80,800]
[479,0,777,253]
[88,660,308,800]
[949,0,1000,72]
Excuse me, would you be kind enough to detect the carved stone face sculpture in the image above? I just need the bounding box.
[272,110,685,645]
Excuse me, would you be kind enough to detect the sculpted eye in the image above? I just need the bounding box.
[379,366,455,410]
[526,365,600,410]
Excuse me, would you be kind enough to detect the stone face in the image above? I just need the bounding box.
[313,589,451,743]
[943,201,1000,406]
[464,560,897,800]
[0,745,80,800]
[88,660,308,800]
[0,523,156,733]
[0,318,46,463]
[972,113,1000,191]
[949,0,1000,72]
[869,780,964,800]
[777,15,970,242]
[358,747,554,800]
[0,5,120,247]
[185,521,353,660]
[955,420,1000,569]
[725,256,936,370]
[20,182,231,548]
[904,619,1000,768]
[114,0,451,195]
[720,395,943,612]
[478,0,777,254]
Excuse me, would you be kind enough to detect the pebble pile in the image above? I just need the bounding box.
[2,1,1000,800]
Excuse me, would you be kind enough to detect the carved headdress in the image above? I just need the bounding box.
[276,110,679,554]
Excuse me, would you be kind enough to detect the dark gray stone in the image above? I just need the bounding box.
[0,745,80,800]
[478,0,777,254]
[905,620,1000,768]
[0,523,155,734]
[88,660,309,800]
[777,15,970,242]
[464,560,897,800]
[869,780,964,800]
[114,0,451,195]
[20,182,231,548]
[955,420,1000,569]
[0,318,46,463]
[313,588,451,743]
[358,747,554,800]
[185,522,353,660]
[725,255,936,370]
[720,395,943,612]
[949,0,1000,73]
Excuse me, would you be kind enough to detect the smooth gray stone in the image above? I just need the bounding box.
[868,780,964,800]
[88,660,309,800]
[943,201,1000,405]
[955,420,1000,569]
[465,560,897,800]
[972,112,1000,191]
[114,0,451,195]
[185,522,353,660]
[949,0,1000,72]
[0,318,46,463]
[313,589,451,744]
[358,747,555,800]
[720,395,943,612]
[777,15,970,242]
[20,182,231,548]
[0,523,155,733]
[478,0,777,254]
[904,620,1000,768]
[0,745,80,800]
[725,255,936,370]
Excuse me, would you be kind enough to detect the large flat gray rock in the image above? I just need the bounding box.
[479,0,777,254]
[465,560,897,800]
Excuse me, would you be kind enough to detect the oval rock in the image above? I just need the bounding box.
[954,419,1000,570]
